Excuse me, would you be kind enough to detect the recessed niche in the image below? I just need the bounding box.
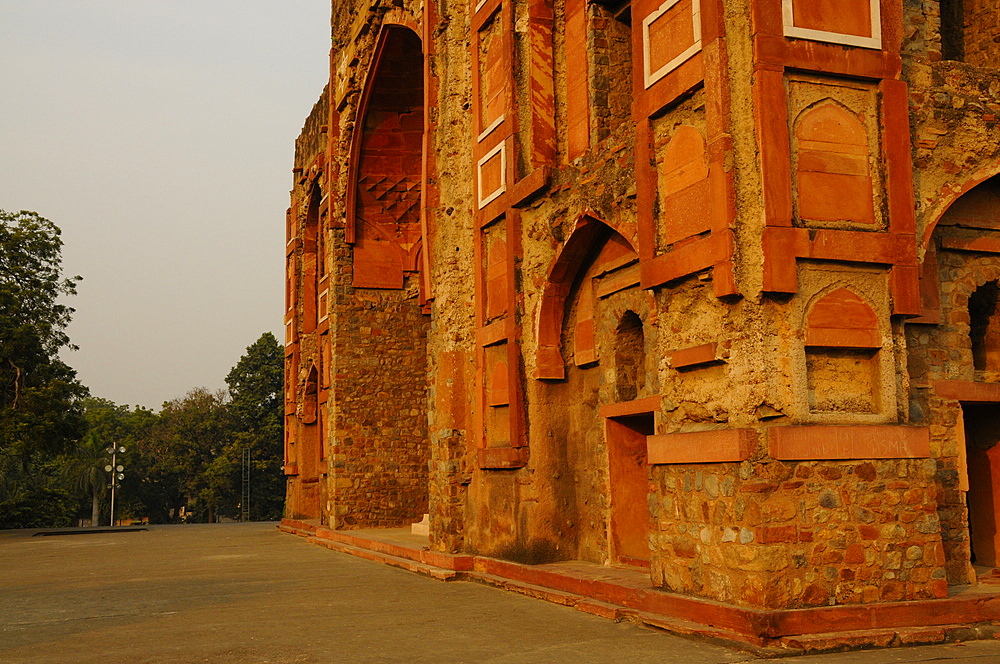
[806,347,879,413]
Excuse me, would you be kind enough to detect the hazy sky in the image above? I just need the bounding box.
[0,2,330,409]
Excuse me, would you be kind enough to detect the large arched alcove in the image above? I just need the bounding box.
[347,26,425,290]
[328,23,430,532]
[911,174,1000,582]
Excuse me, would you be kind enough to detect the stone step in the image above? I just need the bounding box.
[306,535,461,581]
[774,622,1000,652]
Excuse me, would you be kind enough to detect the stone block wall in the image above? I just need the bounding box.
[651,459,947,609]
[327,234,431,529]
[283,0,1000,616]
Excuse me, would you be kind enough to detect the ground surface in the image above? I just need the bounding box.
[2,522,1000,664]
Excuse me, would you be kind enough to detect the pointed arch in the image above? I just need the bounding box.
[534,214,638,379]
[804,287,880,348]
[794,100,874,225]
[345,24,425,290]
[922,172,1000,255]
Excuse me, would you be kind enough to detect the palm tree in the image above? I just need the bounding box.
[62,432,108,526]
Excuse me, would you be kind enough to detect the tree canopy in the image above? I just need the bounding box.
[226,332,284,520]
[0,209,287,528]
[0,209,86,459]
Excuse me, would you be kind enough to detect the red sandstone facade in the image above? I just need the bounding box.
[284,0,1000,616]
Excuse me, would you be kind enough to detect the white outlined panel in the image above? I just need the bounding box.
[477,114,505,142]
[642,0,702,89]
[477,141,507,209]
[782,0,882,50]
[318,288,329,324]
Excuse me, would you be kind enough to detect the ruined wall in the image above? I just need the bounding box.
[327,232,430,529]
[284,0,1000,613]
[652,459,946,609]
[907,244,1000,583]
[900,0,1000,586]
[285,88,330,520]
[904,0,1000,242]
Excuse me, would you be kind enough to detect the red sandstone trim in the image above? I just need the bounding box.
[935,380,1000,403]
[767,425,930,460]
[280,520,1000,652]
[647,428,756,464]
[599,395,661,419]
[669,342,725,369]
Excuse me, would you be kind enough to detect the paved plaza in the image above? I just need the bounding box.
[2,522,1000,663]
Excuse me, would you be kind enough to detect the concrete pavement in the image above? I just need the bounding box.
[2,522,1000,663]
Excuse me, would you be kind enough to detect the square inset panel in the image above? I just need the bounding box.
[477,141,507,208]
[782,0,882,50]
[642,0,701,89]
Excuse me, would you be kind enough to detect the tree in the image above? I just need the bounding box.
[226,332,284,520]
[0,449,77,529]
[151,388,232,522]
[0,210,86,459]
[63,398,154,526]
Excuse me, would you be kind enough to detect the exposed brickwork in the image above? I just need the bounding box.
[327,231,430,529]
[962,0,1000,68]
[651,459,947,609]
[283,0,1000,633]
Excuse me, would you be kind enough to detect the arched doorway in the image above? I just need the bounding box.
[537,214,654,565]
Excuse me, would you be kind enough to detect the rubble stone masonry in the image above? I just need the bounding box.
[283,0,1000,615]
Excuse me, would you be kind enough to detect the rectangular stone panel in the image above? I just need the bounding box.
[477,9,507,137]
[642,0,701,87]
[768,425,930,460]
[647,428,756,464]
[782,0,881,49]
[477,141,506,208]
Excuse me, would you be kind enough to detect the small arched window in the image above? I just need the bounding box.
[969,281,1000,373]
[615,311,645,402]
[302,365,318,424]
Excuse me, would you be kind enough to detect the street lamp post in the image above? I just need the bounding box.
[104,444,126,526]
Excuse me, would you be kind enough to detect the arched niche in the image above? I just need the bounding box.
[969,281,1000,375]
[301,364,319,425]
[534,214,638,380]
[803,288,882,414]
[659,125,711,247]
[794,101,874,226]
[346,25,425,290]
[614,311,646,403]
[302,184,322,333]
[919,175,1000,319]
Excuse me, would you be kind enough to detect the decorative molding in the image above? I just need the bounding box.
[477,140,507,209]
[642,0,702,89]
[781,0,882,50]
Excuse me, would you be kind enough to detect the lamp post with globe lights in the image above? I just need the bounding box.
[104,444,125,526]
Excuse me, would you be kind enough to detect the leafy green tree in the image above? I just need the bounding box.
[62,398,155,526]
[0,450,77,529]
[226,332,284,520]
[0,209,86,459]
[152,388,233,522]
